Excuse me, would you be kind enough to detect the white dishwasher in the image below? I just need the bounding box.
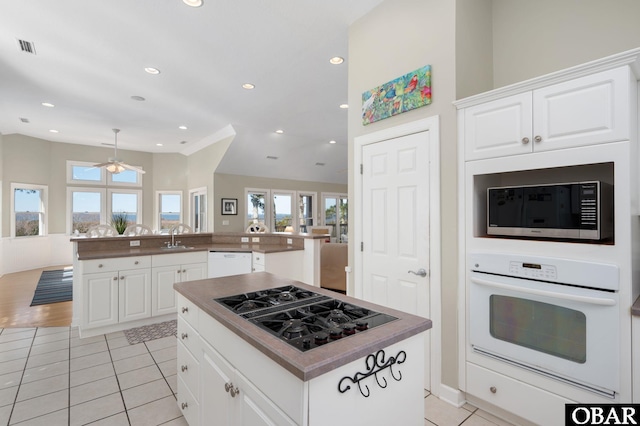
[207,251,252,278]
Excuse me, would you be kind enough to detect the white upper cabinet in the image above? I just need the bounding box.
[464,67,631,161]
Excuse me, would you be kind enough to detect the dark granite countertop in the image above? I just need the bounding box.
[631,296,640,316]
[174,272,432,381]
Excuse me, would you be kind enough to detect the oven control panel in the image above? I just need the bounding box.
[508,261,557,281]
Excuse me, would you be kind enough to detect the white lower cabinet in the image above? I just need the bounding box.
[82,256,152,329]
[200,339,296,426]
[252,251,303,281]
[152,256,206,317]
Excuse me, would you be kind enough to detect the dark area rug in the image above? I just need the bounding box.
[124,319,177,345]
[30,268,73,306]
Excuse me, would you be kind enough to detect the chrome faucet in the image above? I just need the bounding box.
[164,225,181,248]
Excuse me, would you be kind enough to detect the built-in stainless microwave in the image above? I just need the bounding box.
[487,181,613,240]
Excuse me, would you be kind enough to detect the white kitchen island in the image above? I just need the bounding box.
[174,272,431,426]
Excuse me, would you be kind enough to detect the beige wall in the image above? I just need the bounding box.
[213,173,347,232]
[492,0,640,88]
[348,0,459,388]
[456,0,494,99]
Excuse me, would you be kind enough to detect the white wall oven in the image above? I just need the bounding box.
[468,253,620,398]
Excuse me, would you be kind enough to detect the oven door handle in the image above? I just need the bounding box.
[470,277,617,306]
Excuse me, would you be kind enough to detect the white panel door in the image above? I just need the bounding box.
[362,131,430,318]
[83,272,118,328]
[118,269,151,322]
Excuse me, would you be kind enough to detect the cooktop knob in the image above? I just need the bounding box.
[342,323,356,335]
[355,321,369,331]
[314,332,329,345]
[302,338,311,349]
[329,328,343,340]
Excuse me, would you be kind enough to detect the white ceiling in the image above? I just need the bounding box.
[0,0,384,184]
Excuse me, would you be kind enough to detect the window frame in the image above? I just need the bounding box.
[11,182,48,238]
[272,189,296,232]
[107,188,142,226]
[189,187,208,233]
[245,188,271,230]
[107,168,143,187]
[156,190,183,233]
[66,160,106,185]
[296,191,317,233]
[321,192,348,243]
[67,187,107,235]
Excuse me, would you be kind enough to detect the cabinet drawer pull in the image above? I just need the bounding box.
[134,261,139,265]
[534,135,542,143]
[98,264,103,268]
[181,365,188,372]
[181,402,188,410]
[181,307,189,314]
[181,333,188,340]
[490,386,497,394]
[521,137,530,144]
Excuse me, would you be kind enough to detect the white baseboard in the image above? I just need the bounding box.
[437,383,466,408]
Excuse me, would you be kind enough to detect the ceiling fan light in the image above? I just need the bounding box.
[106,163,125,174]
[183,0,203,7]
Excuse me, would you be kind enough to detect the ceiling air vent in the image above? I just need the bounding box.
[315,162,325,166]
[16,39,36,55]
[266,156,278,160]
[19,117,30,123]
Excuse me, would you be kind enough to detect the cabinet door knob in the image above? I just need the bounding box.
[182,269,186,273]
[181,402,188,410]
[113,277,118,281]
[534,135,542,143]
[225,382,232,393]
[134,261,139,265]
[98,264,103,268]
[181,333,188,340]
[177,269,181,274]
[181,365,188,372]
[181,307,189,314]
[230,386,240,398]
[521,137,530,144]
[490,386,497,394]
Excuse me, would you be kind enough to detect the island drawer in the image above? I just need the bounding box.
[178,316,201,358]
[177,376,200,426]
[82,256,151,274]
[177,293,199,329]
[177,341,199,400]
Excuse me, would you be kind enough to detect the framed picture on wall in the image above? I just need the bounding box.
[221,198,237,215]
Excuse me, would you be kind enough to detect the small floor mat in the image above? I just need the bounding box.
[123,319,177,345]
[30,268,73,306]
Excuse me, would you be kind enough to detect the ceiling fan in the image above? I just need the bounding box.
[93,128,146,174]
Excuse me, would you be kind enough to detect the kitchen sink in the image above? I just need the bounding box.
[161,245,194,250]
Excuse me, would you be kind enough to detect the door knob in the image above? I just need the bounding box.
[408,268,428,277]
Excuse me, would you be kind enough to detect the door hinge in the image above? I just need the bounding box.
[360,242,364,251]
[360,164,363,174]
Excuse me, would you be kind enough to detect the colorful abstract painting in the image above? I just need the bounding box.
[362,65,432,125]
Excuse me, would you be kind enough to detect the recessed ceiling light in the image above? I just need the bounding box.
[183,0,203,7]
[329,140,337,144]
[179,125,188,130]
[275,129,284,134]
[42,102,55,107]
[339,104,349,109]
[49,129,59,133]
[144,67,160,75]
[329,56,344,65]
[242,83,255,90]
[131,95,146,101]
[156,143,163,147]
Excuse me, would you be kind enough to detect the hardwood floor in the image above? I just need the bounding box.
[0,265,73,328]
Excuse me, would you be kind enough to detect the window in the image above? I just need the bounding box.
[190,187,207,233]
[322,193,348,243]
[108,169,142,187]
[66,161,106,185]
[157,191,182,232]
[12,183,47,237]
[297,192,316,233]
[273,190,294,232]
[108,189,141,228]
[68,188,106,234]
[246,189,269,228]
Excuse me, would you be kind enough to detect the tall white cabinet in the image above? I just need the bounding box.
[455,49,640,424]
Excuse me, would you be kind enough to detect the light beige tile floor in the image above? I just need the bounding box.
[0,326,512,425]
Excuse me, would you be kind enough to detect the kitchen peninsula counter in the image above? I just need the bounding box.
[174,271,432,381]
